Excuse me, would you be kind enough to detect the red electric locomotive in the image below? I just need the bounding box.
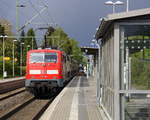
[25,49,76,94]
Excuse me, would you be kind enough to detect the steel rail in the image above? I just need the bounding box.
[0,79,25,94]
[0,97,35,120]
[0,88,25,101]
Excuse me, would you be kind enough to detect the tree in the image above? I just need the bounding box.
[20,30,25,43]
[15,30,26,66]
[25,28,37,49]
[44,27,84,64]
[21,28,37,65]
[46,27,68,49]
[0,24,5,36]
[41,26,55,48]
[0,24,5,55]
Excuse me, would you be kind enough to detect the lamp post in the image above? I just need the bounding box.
[105,1,124,13]
[0,35,8,79]
[32,37,34,50]
[20,42,24,76]
[126,0,129,12]
[16,0,26,34]
[13,40,17,77]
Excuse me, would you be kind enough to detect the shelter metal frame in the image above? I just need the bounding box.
[98,21,150,120]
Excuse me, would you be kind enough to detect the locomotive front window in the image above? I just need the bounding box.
[30,52,57,63]
[30,53,44,63]
[45,53,57,63]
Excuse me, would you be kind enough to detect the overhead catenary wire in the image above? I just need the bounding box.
[0,0,33,33]
[0,0,59,32]
[27,0,49,26]
[39,0,58,27]
[18,6,47,32]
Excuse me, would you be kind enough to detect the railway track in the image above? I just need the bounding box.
[0,87,26,101]
[0,76,74,120]
[0,88,32,117]
[0,78,25,94]
[0,95,55,120]
[0,85,61,120]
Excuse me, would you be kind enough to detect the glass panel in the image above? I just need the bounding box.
[30,52,57,63]
[45,53,57,63]
[124,93,150,120]
[122,25,150,90]
[30,53,44,63]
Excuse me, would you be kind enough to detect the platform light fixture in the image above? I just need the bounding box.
[126,0,129,12]
[105,0,124,13]
[99,18,103,22]
[20,42,24,76]
[13,40,17,77]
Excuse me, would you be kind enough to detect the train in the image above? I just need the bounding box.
[25,49,78,95]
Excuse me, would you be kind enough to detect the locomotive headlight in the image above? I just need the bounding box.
[47,70,58,74]
[30,70,41,74]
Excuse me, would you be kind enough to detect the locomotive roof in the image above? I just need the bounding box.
[28,49,63,53]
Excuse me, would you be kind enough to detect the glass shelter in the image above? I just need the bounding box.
[95,8,150,120]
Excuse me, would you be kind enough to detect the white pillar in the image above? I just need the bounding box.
[13,41,15,77]
[3,37,5,79]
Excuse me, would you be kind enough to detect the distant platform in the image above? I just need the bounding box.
[0,77,25,83]
[0,77,25,93]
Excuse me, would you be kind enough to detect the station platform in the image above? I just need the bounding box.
[0,76,25,83]
[40,75,105,120]
[0,77,25,93]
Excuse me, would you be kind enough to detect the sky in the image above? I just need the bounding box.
[0,0,150,46]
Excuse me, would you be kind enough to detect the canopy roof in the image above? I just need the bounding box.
[95,8,150,40]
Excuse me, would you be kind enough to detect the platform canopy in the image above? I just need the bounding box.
[95,8,150,40]
[80,46,98,55]
[80,46,98,64]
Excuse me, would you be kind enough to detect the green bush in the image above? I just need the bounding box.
[131,50,150,89]
[0,59,23,78]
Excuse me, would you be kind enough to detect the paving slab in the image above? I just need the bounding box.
[40,75,103,120]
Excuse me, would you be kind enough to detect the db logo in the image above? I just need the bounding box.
[42,64,46,67]
[41,70,47,74]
